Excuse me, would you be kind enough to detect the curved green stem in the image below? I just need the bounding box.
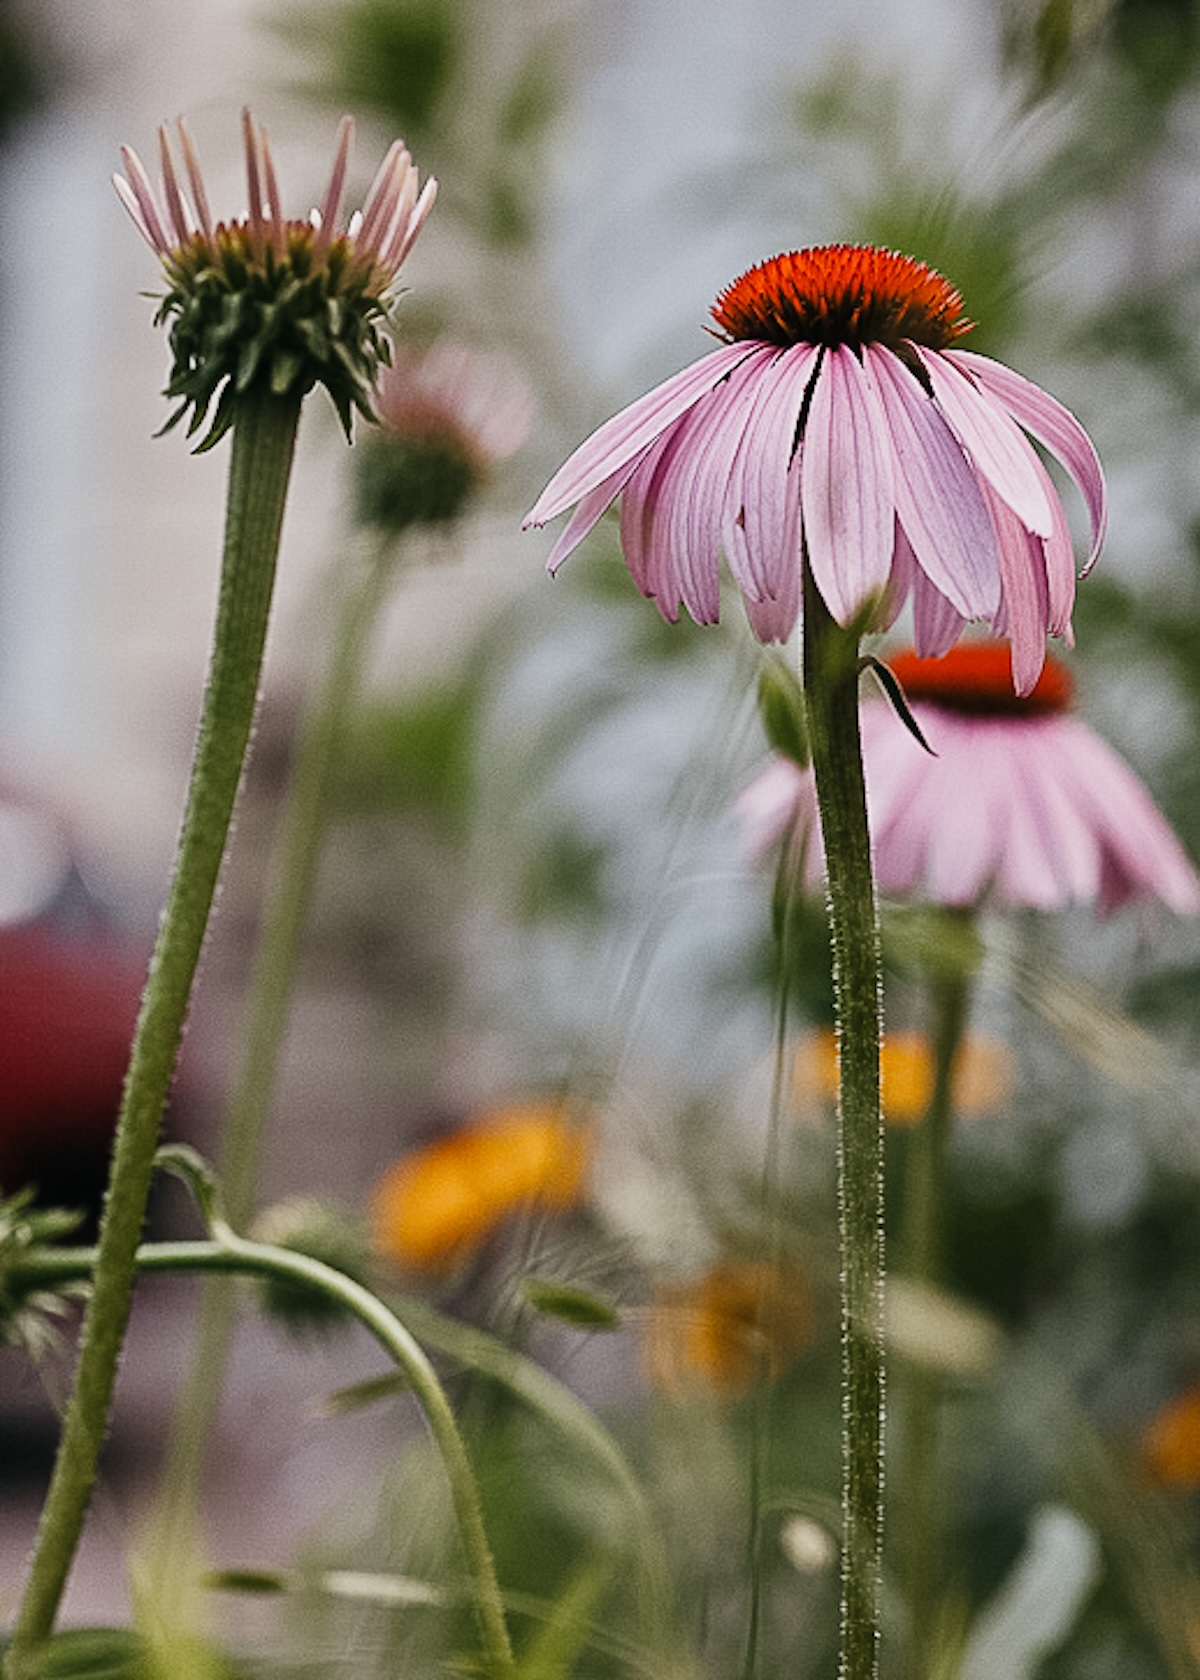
[801,565,884,1680]
[14,1232,518,1679]
[3,390,302,1679]
[898,952,974,1680]
[152,535,398,1583]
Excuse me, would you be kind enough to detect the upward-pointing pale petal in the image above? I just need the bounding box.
[545,459,641,574]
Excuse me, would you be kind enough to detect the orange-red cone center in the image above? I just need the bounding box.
[889,643,1074,716]
[712,244,972,351]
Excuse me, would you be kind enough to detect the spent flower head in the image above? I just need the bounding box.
[114,108,437,447]
[526,244,1106,693]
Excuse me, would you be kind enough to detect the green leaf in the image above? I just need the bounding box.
[318,1370,413,1415]
[513,1562,613,1680]
[520,1279,621,1330]
[201,1569,287,1596]
[757,657,810,767]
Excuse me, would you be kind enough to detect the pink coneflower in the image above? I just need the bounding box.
[525,245,1106,693]
[357,340,534,530]
[741,642,1200,915]
[114,109,437,445]
[376,341,534,470]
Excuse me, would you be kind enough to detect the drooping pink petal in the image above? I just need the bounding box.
[545,458,642,574]
[910,565,966,659]
[743,543,801,641]
[980,480,1051,695]
[996,729,1101,907]
[874,520,913,632]
[946,350,1107,571]
[525,343,758,529]
[872,715,1000,902]
[1053,721,1200,914]
[1029,453,1076,637]
[801,346,896,623]
[653,394,733,624]
[866,346,1001,620]
[918,348,1054,537]
[723,343,817,609]
[655,355,776,624]
[620,426,692,621]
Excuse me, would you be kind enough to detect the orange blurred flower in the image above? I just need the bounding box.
[1142,1387,1200,1489]
[645,1261,812,1399]
[794,1028,1013,1126]
[370,1103,589,1271]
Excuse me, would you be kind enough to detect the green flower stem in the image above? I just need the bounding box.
[153,534,398,1580]
[14,1232,518,1680]
[3,390,302,1680]
[801,564,884,1680]
[743,860,799,1680]
[898,954,974,1680]
[224,531,398,1229]
[903,957,973,1288]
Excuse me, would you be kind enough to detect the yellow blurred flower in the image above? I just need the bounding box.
[794,1028,1013,1127]
[1142,1386,1200,1489]
[370,1103,589,1271]
[645,1261,812,1399]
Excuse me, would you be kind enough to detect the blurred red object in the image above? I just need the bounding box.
[0,787,147,1217]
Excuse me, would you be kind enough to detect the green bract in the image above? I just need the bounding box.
[157,227,396,448]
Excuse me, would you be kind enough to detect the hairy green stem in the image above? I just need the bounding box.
[801,565,884,1680]
[13,1232,518,1679]
[3,390,302,1679]
[152,535,398,1584]
[898,955,973,1679]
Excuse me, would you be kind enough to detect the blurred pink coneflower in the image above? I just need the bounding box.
[356,340,534,531]
[741,642,1200,915]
